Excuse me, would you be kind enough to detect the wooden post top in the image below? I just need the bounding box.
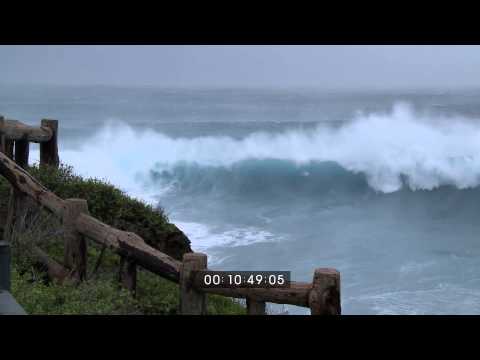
[180,252,208,315]
[40,118,59,168]
[41,119,58,127]
[64,198,89,220]
[309,268,341,315]
[183,252,208,265]
[65,198,89,208]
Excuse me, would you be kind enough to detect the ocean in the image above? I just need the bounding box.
[3,84,480,314]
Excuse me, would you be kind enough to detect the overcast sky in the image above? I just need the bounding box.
[2,45,480,89]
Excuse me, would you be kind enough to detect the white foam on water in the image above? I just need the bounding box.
[348,285,480,315]
[174,221,279,265]
[41,103,480,200]
[175,221,278,250]
[399,260,437,274]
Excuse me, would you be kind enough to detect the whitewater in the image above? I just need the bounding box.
[60,102,480,194]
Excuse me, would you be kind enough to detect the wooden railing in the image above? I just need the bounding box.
[0,115,341,315]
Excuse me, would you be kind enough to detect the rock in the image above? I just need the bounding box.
[145,223,192,261]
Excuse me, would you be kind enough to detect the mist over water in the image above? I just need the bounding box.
[5,85,480,314]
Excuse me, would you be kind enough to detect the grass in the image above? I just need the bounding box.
[12,269,141,315]
[1,163,246,315]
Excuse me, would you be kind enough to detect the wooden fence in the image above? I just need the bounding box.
[0,115,341,315]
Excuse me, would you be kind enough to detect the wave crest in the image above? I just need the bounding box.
[60,102,480,196]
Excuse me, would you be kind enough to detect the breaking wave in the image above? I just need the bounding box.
[58,102,480,200]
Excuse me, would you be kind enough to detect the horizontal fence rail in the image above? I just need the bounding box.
[196,280,313,307]
[75,213,182,283]
[0,118,53,143]
[0,116,59,168]
[0,116,341,315]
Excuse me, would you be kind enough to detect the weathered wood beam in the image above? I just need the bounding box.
[309,268,341,315]
[3,190,31,245]
[39,119,59,168]
[63,199,89,281]
[4,141,13,160]
[2,125,34,248]
[0,150,66,217]
[33,246,69,283]
[180,253,207,314]
[14,136,29,169]
[193,279,312,307]
[119,257,137,295]
[0,119,53,143]
[75,214,182,283]
[2,189,15,244]
[0,241,10,291]
[0,117,14,159]
[247,298,266,315]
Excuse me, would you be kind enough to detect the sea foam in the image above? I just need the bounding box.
[44,102,480,197]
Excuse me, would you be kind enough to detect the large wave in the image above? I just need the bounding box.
[57,102,480,201]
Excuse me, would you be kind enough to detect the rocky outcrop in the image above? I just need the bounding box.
[144,223,192,261]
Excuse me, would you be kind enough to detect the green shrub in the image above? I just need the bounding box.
[12,268,140,315]
[27,163,169,231]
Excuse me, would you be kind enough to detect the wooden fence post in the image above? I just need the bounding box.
[0,116,14,159]
[0,116,5,155]
[3,128,32,247]
[1,117,14,244]
[14,136,29,169]
[1,119,27,247]
[4,189,39,248]
[0,240,11,291]
[179,253,207,315]
[63,199,89,281]
[3,192,15,244]
[247,298,266,315]
[40,119,59,168]
[119,256,137,296]
[4,140,14,160]
[309,268,341,315]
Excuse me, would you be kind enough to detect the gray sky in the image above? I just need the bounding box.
[2,45,480,89]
